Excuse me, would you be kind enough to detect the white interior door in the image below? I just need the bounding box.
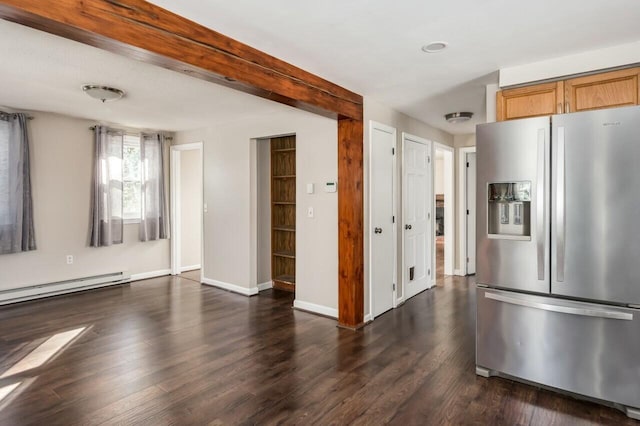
[403,134,432,300]
[466,152,476,274]
[370,122,396,318]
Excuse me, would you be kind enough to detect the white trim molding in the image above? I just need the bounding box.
[433,142,455,277]
[130,269,172,282]
[202,277,259,296]
[179,264,201,273]
[364,313,373,323]
[458,146,476,277]
[293,300,338,319]
[170,141,204,277]
[257,281,273,291]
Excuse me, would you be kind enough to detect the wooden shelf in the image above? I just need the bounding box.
[273,275,295,285]
[271,135,296,293]
[273,250,295,259]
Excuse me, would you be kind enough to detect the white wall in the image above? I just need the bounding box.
[174,107,338,313]
[499,41,640,87]
[179,148,202,269]
[434,157,445,195]
[364,97,454,313]
[0,111,171,291]
[257,139,271,284]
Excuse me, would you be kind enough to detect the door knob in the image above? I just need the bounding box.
[374,227,383,234]
[405,224,412,230]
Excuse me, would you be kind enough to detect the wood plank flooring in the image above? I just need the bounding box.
[0,273,636,425]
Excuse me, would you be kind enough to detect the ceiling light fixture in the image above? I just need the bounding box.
[421,41,448,53]
[82,85,125,103]
[445,112,474,123]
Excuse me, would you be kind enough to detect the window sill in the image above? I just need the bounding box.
[124,219,141,225]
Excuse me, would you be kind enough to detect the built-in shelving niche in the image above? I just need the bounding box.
[271,135,296,292]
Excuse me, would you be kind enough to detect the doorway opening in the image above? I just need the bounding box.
[458,147,477,275]
[170,142,204,282]
[256,135,297,296]
[433,143,454,282]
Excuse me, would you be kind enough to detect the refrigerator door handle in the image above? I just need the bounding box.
[557,127,566,282]
[485,292,633,321]
[536,130,546,281]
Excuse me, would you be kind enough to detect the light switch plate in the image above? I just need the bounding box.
[306,183,314,194]
[307,207,314,218]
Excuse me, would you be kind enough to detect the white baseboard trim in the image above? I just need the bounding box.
[293,300,338,319]
[454,269,465,276]
[257,281,273,291]
[130,269,172,282]
[201,277,259,296]
[179,264,201,273]
[364,313,373,323]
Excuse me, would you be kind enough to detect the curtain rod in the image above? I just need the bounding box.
[88,126,173,140]
[0,111,34,120]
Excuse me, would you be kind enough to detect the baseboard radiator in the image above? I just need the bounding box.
[0,272,131,305]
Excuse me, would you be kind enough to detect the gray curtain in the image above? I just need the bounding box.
[89,126,124,247]
[0,113,36,254]
[139,132,169,241]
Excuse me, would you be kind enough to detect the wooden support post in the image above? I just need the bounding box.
[337,118,364,328]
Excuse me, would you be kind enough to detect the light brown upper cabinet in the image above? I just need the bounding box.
[564,68,640,113]
[496,67,640,121]
[496,81,564,121]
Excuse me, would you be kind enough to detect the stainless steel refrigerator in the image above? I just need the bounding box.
[476,105,640,419]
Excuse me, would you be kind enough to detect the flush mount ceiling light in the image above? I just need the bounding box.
[421,41,448,53]
[82,85,125,103]
[445,112,474,123]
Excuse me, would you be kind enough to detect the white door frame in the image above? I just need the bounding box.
[368,121,398,319]
[433,142,455,277]
[457,146,476,276]
[170,142,204,280]
[401,132,434,296]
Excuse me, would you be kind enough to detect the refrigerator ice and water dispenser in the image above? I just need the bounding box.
[487,182,531,239]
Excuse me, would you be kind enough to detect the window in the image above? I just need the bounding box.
[0,119,9,226]
[122,134,142,222]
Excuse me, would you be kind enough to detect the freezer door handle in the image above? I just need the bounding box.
[556,127,566,282]
[536,129,546,281]
[485,292,633,321]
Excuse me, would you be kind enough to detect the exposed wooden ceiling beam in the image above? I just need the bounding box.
[0,0,365,329]
[0,0,363,121]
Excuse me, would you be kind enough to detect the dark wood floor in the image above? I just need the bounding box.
[0,273,636,425]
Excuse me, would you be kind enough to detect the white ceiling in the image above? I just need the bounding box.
[0,19,288,132]
[149,0,640,134]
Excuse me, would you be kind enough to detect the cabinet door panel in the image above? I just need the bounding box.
[565,68,639,113]
[497,81,563,121]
